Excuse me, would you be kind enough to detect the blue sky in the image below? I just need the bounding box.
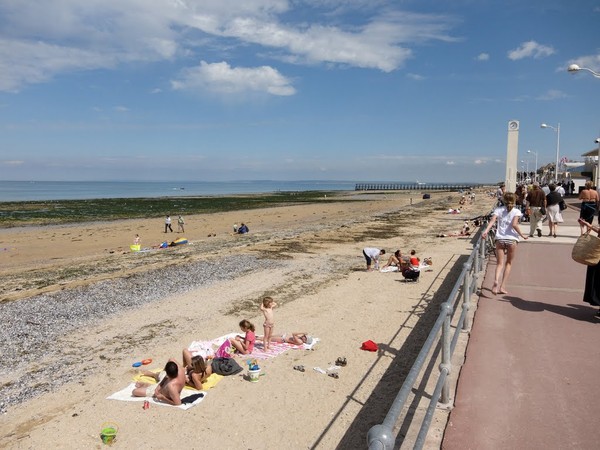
[0,0,599,184]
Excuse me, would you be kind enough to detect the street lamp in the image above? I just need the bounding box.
[527,150,537,182]
[541,123,560,182]
[568,64,600,78]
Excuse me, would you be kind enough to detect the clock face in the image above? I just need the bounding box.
[509,121,519,130]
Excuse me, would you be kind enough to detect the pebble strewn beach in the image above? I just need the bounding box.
[0,190,493,448]
[0,255,279,414]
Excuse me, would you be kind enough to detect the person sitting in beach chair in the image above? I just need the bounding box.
[401,253,421,282]
[401,266,420,282]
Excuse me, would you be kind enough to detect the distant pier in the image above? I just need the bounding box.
[354,183,482,191]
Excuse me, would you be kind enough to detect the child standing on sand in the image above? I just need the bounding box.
[229,319,256,355]
[260,297,277,350]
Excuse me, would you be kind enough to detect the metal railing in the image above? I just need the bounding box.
[367,232,491,449]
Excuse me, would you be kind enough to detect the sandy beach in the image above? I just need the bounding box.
[0,190,493,449]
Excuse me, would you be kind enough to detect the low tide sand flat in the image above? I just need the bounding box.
[0,189,492,449]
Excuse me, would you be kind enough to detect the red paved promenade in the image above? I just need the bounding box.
[443,201,600,449]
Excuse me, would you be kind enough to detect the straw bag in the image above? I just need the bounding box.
[572,231,600,266]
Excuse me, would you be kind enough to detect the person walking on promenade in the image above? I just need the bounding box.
[165,215,173,233]
[363,247,385,271]
[495,183,505,206]
[177,215,185,233]
[545,184,563,238]
[482,192,528,295]
[526,183,546,237]
[578,218,600,318]
[578,181,599,234]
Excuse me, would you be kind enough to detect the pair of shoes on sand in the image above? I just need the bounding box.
[293,365,305,372]
[335,357,347,367]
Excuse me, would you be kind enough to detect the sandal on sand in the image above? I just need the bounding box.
[328,372,339,379]
[335,357,347,367]
[293,365,305,372]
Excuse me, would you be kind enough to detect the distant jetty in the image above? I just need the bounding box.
[354,183,483,191]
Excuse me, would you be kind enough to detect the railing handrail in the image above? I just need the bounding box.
[367,231,490,449]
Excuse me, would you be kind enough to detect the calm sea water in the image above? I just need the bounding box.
[0,180,360,202]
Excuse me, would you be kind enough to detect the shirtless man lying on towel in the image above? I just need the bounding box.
[132,358,186,406]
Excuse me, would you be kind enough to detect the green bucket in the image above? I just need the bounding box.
[100,422,118,445]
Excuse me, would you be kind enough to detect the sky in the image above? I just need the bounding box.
[0,0,599,184]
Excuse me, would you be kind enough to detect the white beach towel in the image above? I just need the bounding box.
[107,383,207,410]
[379,266,399,273]
[190,333,319,359]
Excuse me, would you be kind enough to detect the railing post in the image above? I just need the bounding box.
[462,262,472,331]
[479,236,486,266]
[440,302,452,404]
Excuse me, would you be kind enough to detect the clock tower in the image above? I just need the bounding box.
[505,120,519,192]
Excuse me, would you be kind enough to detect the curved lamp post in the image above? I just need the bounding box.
[568,64,600,187]
[568,64,600,78]
[527,150,537,182]
[541,123,560,182]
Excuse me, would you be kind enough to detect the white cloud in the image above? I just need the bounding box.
[476,53,489,61]
[507,40,555,60]
[446,160,455,165]
[1,160,24,166]
[536,89,567,101]
[114,106,129,112]
[171,60,296,96]
[406,73,424,80]
[0,0,458,92]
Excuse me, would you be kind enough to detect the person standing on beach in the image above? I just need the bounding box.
[260,297,277,350]
[363,247,385,271]
[165,215,173,233]
[177,215,185,233]
[482,192,528,295]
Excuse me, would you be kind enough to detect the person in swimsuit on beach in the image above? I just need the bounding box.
[260,296,277,350]
[132,359,185,406]
[229,319,256,355]
[260,332,313,346]
[181,349,212,390]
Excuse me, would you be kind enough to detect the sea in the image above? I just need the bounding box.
[0,180,361,202]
